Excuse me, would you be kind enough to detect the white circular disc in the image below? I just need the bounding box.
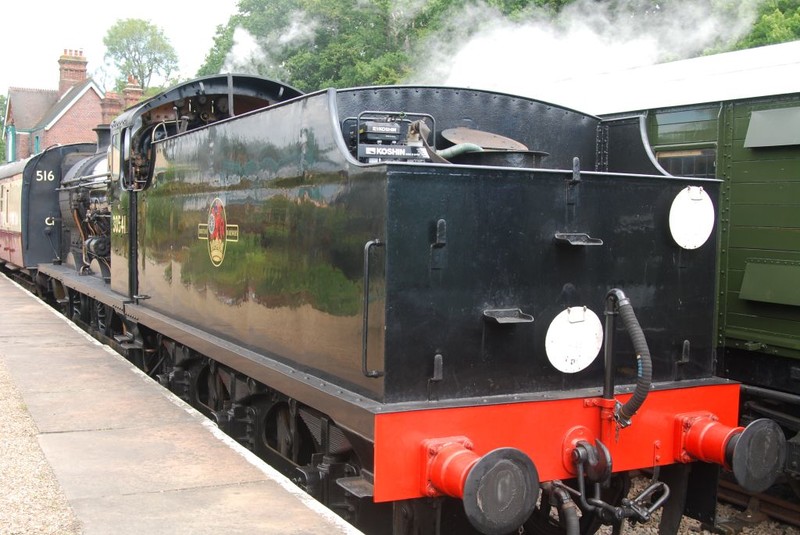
[545,307,603,374]
[669,186,715,250]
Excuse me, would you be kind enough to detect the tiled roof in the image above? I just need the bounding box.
[7,87,58,130]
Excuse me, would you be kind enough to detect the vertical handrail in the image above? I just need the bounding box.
[362,239,385,378]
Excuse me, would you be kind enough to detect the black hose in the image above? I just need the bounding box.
[552,486,580,535]
[606,289,652,426]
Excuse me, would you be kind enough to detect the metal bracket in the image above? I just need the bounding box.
[483,308,534,324]
[554,233,604,246]
[336,476,374,498]
[430,218,447,270]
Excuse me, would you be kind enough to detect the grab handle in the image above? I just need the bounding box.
[362,239,385,378]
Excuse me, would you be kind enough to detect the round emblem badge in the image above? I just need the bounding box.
[208,198,227,266]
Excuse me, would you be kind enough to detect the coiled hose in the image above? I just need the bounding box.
[606,289,652,426]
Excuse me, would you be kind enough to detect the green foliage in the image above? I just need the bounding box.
[197,0,446,90]
[735,0,800,48]
[194,0,593,90]
[103,19,179,90]
[196,0,800,91]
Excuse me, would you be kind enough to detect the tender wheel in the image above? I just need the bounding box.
[66,289,90,324]
[256,401,315,466]
[265,403,294,458]
[92,300,113,337]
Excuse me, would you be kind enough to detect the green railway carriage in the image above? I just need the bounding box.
[640,93,800,422]
[645,94,800,389]
[588,42,800,489]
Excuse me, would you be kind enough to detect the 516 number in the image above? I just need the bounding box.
[36,170,55,181]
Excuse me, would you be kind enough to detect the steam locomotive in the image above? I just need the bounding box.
[0,74,787,535]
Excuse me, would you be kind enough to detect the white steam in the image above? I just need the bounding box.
[222,27,268,74]
[277,12,318,46]
[219,0,766,112]
[409,0,763,109]
[221,12,318,77]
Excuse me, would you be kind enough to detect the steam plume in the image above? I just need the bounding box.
[409,0,763,105]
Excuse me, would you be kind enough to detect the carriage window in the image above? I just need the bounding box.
[656,148,716,178]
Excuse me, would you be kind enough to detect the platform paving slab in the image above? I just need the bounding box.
[0,274,363,535]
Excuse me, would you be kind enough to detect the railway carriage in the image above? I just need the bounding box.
[581,42,800,495]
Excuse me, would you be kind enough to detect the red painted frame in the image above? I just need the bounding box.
[372,383,739,502]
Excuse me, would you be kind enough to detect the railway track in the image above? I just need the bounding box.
[715,478,800,533]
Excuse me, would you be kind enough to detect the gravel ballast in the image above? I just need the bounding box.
[0,357,81,535]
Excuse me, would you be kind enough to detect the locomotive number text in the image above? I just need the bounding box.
[36,170,55,181]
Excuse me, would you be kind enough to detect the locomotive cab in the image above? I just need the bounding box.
[109,74,304,193]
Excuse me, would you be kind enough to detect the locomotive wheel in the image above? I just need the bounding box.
[240,397,319,483]
[205,364,228,413]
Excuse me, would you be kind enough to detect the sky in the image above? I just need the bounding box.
[2,0,240,96]
[4,0,785,117]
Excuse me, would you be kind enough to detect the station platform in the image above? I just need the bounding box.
[0,273,363,535]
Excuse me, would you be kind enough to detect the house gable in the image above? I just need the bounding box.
[43,85,105,147]
[3,49,131,162]
[6,88,59,159]
[41,80,105,131]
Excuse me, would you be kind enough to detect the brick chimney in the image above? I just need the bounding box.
[123,75,144,108]
[101,92,124,124]
[58,49,88,95]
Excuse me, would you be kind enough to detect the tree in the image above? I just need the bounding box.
[196,0,799,91]
[197,0,433,90]
[103,19,179,90]
[195,0,592,91]
[735,0,800,48]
